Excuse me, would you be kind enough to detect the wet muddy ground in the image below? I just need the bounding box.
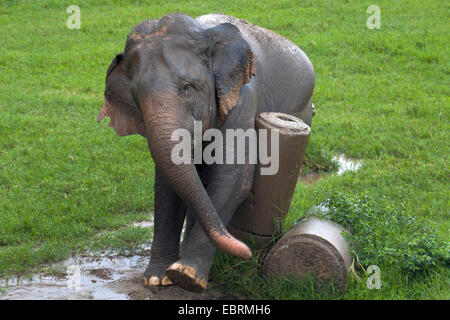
[1,155,361,300]
[0,217,242,300]
[0,247,242,300]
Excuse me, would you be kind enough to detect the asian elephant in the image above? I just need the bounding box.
[98,13,315,292]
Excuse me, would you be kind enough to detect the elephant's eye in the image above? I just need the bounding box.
[179,82,195,98]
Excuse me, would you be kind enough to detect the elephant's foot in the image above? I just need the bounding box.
[143,261,174,287]
[143,275,173,287]
[165,259,208,293]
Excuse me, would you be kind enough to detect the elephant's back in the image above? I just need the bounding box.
[196,14,302,57]
[196,14,315,116]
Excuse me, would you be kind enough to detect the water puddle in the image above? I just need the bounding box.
[0,248,241,300]
[0,250,149,300]
[299,154,362,185]
[332,154,362,175]
[0,219,240,300]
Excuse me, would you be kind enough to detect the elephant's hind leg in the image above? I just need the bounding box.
[144,168,186,287]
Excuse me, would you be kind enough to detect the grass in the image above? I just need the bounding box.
[0,0,448,299]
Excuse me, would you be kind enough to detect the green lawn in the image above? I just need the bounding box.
[0,0,448,299]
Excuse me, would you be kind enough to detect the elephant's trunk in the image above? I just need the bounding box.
[143,101,251,260]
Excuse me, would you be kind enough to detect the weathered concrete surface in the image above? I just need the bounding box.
[230,112,310,248]
[263,217,352,293]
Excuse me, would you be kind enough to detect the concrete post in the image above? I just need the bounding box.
[228,112,311,248]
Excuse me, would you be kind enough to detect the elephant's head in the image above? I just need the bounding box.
[98,13,255,259]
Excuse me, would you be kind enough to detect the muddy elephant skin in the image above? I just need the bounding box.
[98,13,315,292]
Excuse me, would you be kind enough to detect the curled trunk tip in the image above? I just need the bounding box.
[211,230,252,260]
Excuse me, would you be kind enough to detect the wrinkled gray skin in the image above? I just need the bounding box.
[98,13,315,292]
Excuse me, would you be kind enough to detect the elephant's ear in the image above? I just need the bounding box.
[97,53,146,137]
[205,23,255,123]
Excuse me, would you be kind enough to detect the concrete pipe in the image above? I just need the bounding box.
[263,217,352,293]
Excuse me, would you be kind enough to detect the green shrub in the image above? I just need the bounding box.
[306,193,450,274]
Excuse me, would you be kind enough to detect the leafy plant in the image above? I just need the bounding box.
[306,193,450,274]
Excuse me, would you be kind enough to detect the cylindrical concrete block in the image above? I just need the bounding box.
[229,112,310,247]
[263,218,352,292]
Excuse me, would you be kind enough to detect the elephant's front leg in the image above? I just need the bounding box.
[144,167,186,287]
[166,163,255,292]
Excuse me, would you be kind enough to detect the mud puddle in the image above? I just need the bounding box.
[0,248,241,300]
[332,154,362,175]
[0,220,240,300]
[299,154,362,184]
[0,250,146,300]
